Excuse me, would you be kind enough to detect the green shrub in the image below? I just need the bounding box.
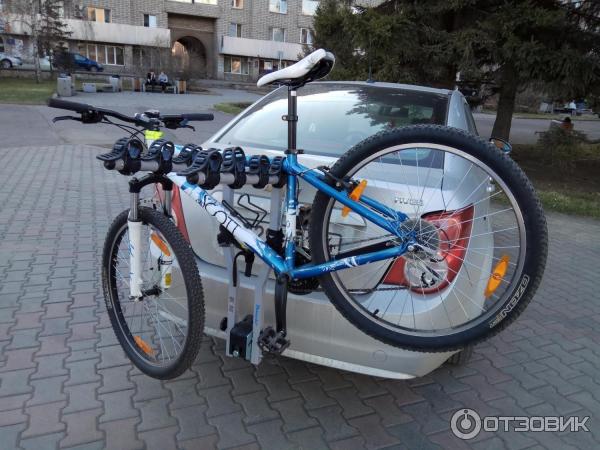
[535,127,600,170]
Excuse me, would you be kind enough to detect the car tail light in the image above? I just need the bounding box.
[155,184,190,243]
[383,205,474,294]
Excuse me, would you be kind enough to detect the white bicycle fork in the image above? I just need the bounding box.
[128,192,144,299]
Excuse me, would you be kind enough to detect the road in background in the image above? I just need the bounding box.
[474,113,600,144]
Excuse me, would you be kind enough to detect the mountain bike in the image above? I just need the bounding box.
[49,49,547,379]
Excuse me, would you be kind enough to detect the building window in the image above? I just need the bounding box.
[79,43,124,66]
[300,28,314,45]
[229,23,242,37]
[302,0,319,15]
[224,56,249,74]
[87,7,111,23]
[271,27,286,42]
[231,0,243,9]
[269,0,287,14]
[143,14,157,28]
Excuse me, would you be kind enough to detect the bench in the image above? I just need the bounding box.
[143,82,178,94]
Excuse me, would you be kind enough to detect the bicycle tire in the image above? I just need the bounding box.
[309,125,547,352]
[102,207,204,379]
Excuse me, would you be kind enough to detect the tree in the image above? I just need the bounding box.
[2,0,72,82]
[313,0,600,140]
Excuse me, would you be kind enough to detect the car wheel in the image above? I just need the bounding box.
[446,346,474,366]
[90,66,98,73]
[1,59,12,69]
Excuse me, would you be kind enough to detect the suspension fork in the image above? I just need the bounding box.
[128,191,144,299]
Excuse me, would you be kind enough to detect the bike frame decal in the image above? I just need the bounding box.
[166,158,411,279]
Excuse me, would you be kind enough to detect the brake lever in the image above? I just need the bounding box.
[52,115,81,123]
[182,124,196,131]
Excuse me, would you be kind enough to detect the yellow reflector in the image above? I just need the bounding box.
[342,180,368,217]
[164,272,172,287]
[485,255,510,298]
[134,336,154,356]
[151,233,171,257]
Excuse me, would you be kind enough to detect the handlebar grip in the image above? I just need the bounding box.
[181,113,214,122]
[48,98,95,113]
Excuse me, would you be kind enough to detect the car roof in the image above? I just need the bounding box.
[315,80,453,96]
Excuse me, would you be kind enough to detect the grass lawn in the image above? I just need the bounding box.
[213,102,252,115]
[0,78,56,104]
[513,145,600,218]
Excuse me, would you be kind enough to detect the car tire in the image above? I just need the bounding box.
[1,59,12,69]
[446,346,474,366]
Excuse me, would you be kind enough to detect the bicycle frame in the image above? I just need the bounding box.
[165,154,411,280]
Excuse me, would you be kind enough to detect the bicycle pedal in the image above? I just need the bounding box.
[258,326,290,355]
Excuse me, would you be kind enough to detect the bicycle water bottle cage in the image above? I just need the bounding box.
[247,155,270,189]
[96,137,143,175]
[142,139,175,173]
[177,148,222,188]
[221,147,247,189]
[268,156,287,188]
[172,144,202,165]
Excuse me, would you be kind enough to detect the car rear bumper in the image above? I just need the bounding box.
[196,257,454,379]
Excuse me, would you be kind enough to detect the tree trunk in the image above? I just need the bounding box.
[30,1,42,83]
[491,63,519,141]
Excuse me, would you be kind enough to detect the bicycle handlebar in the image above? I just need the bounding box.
[47,98,214,129]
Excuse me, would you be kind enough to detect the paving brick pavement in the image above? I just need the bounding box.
[0,144,599,449]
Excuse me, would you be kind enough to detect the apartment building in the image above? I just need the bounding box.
[0,0,320,81]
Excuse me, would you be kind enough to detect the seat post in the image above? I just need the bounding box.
[286,86,298,154]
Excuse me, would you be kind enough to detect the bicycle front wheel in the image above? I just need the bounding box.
[102,207,204,379]
[309,125,547,352]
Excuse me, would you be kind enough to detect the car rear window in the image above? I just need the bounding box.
[216,83,449,162]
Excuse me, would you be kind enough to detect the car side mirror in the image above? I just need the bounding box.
[490,137,512,154]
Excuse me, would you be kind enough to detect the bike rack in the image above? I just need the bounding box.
[223,185,284,365]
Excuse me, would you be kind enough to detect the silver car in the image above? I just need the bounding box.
[0,52,23,69]
[168,82,481,379]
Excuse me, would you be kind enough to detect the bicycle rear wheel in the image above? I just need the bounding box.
[102,207,204,379]
[309,125,547,351]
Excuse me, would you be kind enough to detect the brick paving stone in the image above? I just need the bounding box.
[327,388,374,419]
[0,347,37,372]
[201,385,242,418]
[225,366,266,396]
[171,404,216,440]
[363,395,413,427]
[20,431,65,450]
[63,382,102,413]
[100,418,144,450]
[131,374,170,402]
[235,390,280,425]
[99,389,138,423]
[208,411,256,449]
[60,408,104,448]
[348,414,400,449]
[27,375,68,406]
[1,393,32,411]
[22,401,66,438]
[247,419,295,450]
[271,397,318,433]
[309,405,358,442]
[179,434,220,450]
[0,408,27,427]
[292,380,337,410]
[196,360,230,389]
[258,373,300,403]
[164,377,205,410]
[97,364,135,394]
[0,368,34,396]
[287,426,329,450]
[138,426,179,450]
[0,422,26,449]
[136,397,177,432]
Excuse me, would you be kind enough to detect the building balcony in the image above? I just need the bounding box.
[3,14,171,48]
[165,0,221,19]
[65,20,171,47]
[221,36,304,61]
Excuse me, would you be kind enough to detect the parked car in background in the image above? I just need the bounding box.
[0,52,23,69]
[162,82,483,379]
[54,52,104,72]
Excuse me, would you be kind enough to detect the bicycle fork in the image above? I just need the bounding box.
[128,192,144,299]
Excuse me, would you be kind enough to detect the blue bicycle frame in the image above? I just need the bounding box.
[167,152,411,280]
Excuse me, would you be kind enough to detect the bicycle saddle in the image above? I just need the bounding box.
[257,48,335,88]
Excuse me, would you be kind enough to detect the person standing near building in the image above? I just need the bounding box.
[569,100,577,116]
